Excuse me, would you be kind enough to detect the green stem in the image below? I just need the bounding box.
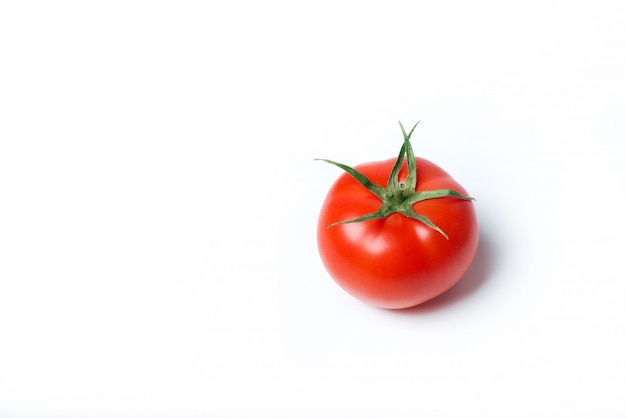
[399,121,419,191]
[317,122,474,239]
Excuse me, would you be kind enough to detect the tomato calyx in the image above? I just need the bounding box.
[316,121,474,239]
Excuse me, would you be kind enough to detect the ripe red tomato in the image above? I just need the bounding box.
[317,123,479,309]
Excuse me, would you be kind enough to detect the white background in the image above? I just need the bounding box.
[1,1,625,417]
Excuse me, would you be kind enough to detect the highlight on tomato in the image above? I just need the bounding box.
[316,122,479,309]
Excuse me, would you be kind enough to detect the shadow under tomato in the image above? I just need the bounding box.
[393,232,496,314]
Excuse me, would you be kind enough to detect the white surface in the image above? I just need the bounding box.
[1,1,625,417]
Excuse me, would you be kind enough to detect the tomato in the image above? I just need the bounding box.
[316,122,479,309]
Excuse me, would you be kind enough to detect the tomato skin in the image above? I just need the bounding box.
[317,157,479,309]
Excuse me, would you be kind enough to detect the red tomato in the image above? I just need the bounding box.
[317,123,479,309]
